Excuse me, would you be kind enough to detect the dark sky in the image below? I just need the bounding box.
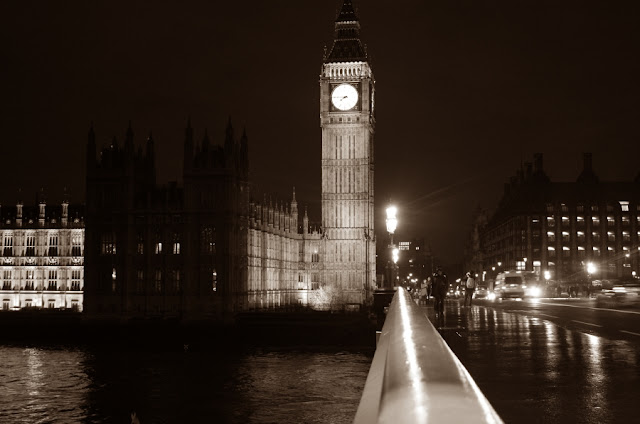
[2,0,639,264]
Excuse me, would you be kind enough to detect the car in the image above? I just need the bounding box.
[473,285,495,300]
[493,271,543,299]
[595,280,640,309]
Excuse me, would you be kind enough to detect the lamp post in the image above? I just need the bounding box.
[386,205,398,289]
[586,262,597,297]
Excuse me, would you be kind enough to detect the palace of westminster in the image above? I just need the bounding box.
[1,1,639,317]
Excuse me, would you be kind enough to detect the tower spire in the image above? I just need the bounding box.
[326,0,366,62]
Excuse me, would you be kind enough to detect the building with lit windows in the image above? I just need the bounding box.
[482,153,640,283]
[396,239,434,288]
[84,1,377,319]
[0,199,84,311]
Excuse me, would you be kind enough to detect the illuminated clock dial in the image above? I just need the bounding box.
[331,84,358,111]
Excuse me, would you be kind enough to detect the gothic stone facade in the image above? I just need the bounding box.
[84,0,376,318]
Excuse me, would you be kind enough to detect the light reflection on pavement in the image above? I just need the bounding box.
[423,299,640,424]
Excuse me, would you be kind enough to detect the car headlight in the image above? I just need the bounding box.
[527,287,541,297]
[487,292,496,301]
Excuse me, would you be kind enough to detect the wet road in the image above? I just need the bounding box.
[424,298,640,424]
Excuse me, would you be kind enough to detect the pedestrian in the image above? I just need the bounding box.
[464,271,476,307]
[432,267,448,316]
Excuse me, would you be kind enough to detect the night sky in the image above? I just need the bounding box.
[2,0,639,264]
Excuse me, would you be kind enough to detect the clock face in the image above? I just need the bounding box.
[331,84,359,111]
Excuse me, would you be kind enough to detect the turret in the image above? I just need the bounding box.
[61,190,69,228]
[303,206,309,235]
[290,187,299,232]
[16,192,23,227]
[38,190,46,227]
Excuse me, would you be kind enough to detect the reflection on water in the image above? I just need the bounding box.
[0,345,372,424]
[1,347,90,423]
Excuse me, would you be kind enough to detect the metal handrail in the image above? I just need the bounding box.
[354,287,503,424]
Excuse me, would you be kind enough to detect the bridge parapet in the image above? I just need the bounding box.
[354,288,503,424]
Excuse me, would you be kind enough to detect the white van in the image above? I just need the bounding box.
[493,271,541,299]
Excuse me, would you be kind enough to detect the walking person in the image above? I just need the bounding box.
[464,271,476,307]
[432,267,448,316]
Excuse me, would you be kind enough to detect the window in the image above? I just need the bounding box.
[547,231,555,243]
[137,233,144,255]
[25,270,34,290]
[312,251,319,263]
[577,231,585,242]
[48,235,59,256]
[607,216,615,226]
[155,242,163,254]
[25,235,35,256]
[171,270,181,292]
[25,299,32,308]
[548,246,556,257]
[72,234,82,256]
[155,270,162,292]
[201,227,216,254]
[297,273,304,290]
[607,232,615,242]
[592,217,600,226]
[3,234,13,256]
[593,246,601,256]
[2,270,11,290]
[48,269,57,290]
[622,216,630,226]
[577,205,584,213]
[2,300,9,310]
[101,233,116,255]
[623,231,630,242]
[619,201,629,212]
[592,232,600,242]
[137,270,144,293]
[71,270,82,291]
[561,217,569,226]
[111,268,117,293]
[48,300,55,309]
[562,246,570,257]
[561,203,568,212]
[212,269,217,292]
[591,205,599,213]
[173,242,181,255]
[562,231,570,242]
[547,217,555,227]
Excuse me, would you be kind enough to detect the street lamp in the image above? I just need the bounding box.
[385,205,399,289]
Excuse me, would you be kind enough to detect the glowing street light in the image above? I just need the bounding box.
[385,204,399,289]
[586,262,597,275]
[544,270,551,281]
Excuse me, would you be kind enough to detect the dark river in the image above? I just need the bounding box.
[0,343,373,423]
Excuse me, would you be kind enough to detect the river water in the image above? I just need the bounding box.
[0,343,373,423]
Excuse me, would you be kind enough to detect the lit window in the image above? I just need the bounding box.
[619,201,629,212]
[607,216,615,225]
[48,269,58,290]
[72,234,82,256]
[101,233,116,255]
[48,234,59,256]
[155,242,163,254]
[212,270,217,292]
[173,242,181,255]
[592,217,600,226]
[3,234,13,256]
[25,235,35,256]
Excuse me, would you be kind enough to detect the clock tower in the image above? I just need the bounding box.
[320,0,376,304]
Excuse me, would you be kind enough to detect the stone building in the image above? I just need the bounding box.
[0,197,84,311]
[84,0,377,319]
[482,153,640,283]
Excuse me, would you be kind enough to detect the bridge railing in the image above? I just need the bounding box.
[354,287,503,424]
